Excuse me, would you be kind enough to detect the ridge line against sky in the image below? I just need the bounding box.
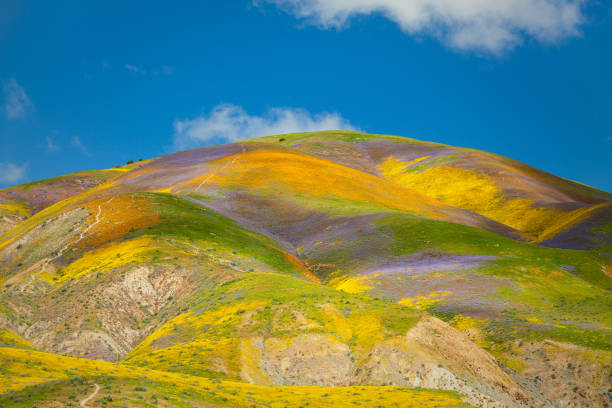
[0,1,610,191]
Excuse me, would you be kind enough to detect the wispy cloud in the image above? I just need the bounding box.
[0,162,27,185]
[124,64,147,75]
[2,78,33,119]
[45,135,60,152]
[258,0,585,54]
[71,136,90,156]
[125,64,173,76]
[173,103,357,149]
[152,65,173,76]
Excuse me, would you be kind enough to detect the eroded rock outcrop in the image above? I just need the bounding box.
[240,315,551,408]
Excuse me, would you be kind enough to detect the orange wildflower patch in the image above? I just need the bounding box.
[284,251,321,284]
[78,194,161,249]
[191,148,451,218]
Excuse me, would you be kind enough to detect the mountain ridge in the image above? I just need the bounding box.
[0,131,610,407]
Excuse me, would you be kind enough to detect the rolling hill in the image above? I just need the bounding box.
[0,131,610,407]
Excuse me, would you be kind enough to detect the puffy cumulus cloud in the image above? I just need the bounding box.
[2,78,33,119]
[173,103,357,149]
[259,0,585,53]
[0,162,27,185]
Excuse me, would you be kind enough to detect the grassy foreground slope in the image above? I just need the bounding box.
[0,347,470,408]
[123,272,552,407]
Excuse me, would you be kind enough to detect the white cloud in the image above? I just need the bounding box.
[2,78,33,119]
[173,103,357,149]
[125,64,147,74]
[259,0,585,53]
[71,136,90,156]
[0,162,27,185]
[125,64,172,76]
[45,135,60,152]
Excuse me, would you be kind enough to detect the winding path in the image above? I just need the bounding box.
[80,383,100,407]
[194,143,245,192]
[72,197,114,248]
[18,197,114,293]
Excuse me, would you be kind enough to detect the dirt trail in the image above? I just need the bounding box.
[194,143,245,192]
[73,197,114,247]
[80,383,100,407]
[18,197,113,293]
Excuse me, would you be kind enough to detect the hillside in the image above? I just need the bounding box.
[0,131,610,408]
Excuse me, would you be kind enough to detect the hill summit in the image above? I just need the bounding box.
[0,131,610,407]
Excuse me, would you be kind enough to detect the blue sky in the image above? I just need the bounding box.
[1,0,611,191]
